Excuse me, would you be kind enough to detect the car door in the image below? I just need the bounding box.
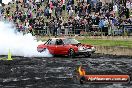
[55,39,68,55]
[46,39,57,55]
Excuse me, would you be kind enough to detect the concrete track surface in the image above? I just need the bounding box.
[0,54,132,88]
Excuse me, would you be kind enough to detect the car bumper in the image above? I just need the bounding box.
[76,49,95,55]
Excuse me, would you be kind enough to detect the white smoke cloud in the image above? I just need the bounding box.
[0,21,52,57]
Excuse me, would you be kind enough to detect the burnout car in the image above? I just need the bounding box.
[37,38,95,58]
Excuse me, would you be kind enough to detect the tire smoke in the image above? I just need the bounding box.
[0,21,52,57]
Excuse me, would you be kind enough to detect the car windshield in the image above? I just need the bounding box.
[63,38,80,44]
[45,39,56,45]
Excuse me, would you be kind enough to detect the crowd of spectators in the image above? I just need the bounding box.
[0,0,132,36]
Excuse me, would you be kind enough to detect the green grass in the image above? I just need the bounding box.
[79,39,132,48]
[38,36,132,48]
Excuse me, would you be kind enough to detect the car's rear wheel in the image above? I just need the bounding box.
[68,49,75,58]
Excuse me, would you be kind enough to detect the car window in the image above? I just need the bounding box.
[45,39,51,45]
[63,38,80,44]
[45,39,56,45]
[49,39,56,45]
[56,39,64,45]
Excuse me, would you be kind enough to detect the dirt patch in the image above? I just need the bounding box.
[0,54,132,88]
[95,46,132,56]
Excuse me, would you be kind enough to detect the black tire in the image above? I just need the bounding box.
[68,49,75,58]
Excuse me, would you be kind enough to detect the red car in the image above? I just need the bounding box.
[37,38,95,58]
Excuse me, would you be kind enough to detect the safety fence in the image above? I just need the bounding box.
[33,24,132,36]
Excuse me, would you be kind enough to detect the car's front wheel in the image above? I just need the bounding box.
[68,49,75,58]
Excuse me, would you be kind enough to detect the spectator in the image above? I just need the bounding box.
[69,7,73,18]
[0,0,131,36]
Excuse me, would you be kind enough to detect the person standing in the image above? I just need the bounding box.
[125,8,129,19]
[54,19,58,37]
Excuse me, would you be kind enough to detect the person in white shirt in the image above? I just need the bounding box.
[113,4,118,12]
[69,7,73,18]
[75,14,80,20]
[126,1,131,9]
